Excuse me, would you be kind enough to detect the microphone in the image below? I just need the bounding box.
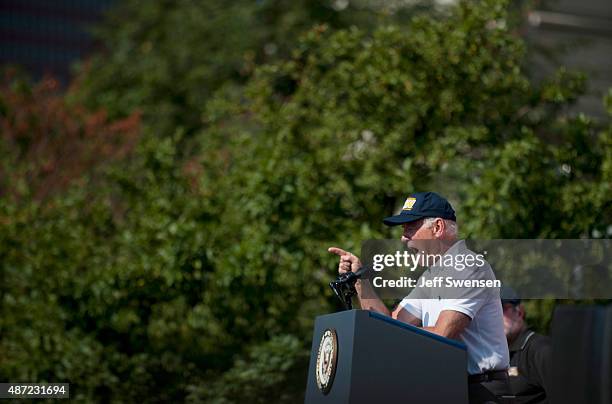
[342,264,372,283]
[329,264,373,310]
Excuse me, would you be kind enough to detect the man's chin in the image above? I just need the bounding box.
[407,240,430,254]
[405,240,421,250]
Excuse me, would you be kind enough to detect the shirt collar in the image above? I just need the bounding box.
[428,239,466,270]
[508,328,535,352]
[444,239,466,256]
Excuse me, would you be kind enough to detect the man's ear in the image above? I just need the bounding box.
[434,218,445,238]
[518,304,526,319]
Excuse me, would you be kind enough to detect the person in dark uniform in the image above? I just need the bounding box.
[502,291,553,403]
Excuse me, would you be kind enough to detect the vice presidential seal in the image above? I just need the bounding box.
[315,329,338,394]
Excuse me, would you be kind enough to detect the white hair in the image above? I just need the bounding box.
[423,217,458,238]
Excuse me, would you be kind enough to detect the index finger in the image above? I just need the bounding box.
[328,247,349,257]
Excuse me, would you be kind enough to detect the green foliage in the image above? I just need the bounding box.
[186,335,309,404]
[0,120,317,402]
[208,0,609,241]
[0,70,140,203]
[71,0,445,136]
[1,135,207,401]
[1,0,610,403]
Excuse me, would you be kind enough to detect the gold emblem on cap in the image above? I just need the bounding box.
[315,329,338,394]
[402,197,417,211]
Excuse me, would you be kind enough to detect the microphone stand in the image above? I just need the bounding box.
[329,266,370,310]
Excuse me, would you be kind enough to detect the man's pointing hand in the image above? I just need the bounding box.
[328,247,362,275]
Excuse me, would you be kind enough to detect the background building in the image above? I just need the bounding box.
[0,0,113,82]
[526,0,612,117]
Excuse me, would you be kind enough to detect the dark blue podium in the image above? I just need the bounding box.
[305,310,469,403]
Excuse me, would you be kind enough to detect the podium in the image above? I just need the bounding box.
[305,310,469,403]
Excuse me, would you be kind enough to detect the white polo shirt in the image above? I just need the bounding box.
[398,240,509,375]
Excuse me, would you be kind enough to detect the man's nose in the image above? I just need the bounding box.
[401,235,411,243]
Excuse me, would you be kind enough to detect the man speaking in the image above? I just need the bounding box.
[328,192,511,404]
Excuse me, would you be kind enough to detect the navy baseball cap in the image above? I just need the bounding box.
[383,192,456,226]
[500,286,521,306]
